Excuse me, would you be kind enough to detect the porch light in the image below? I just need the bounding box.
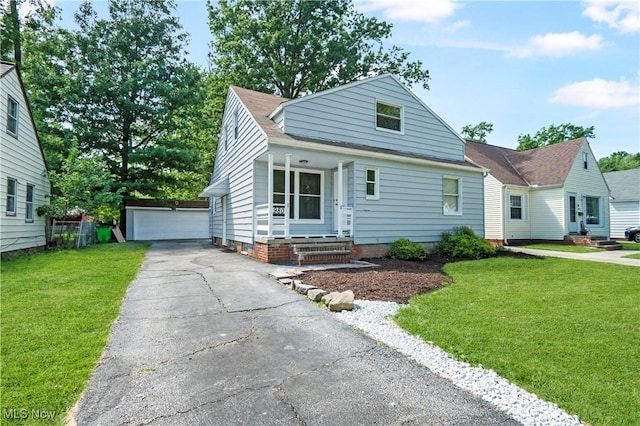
[299,159,309,164]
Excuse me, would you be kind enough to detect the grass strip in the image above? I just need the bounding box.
[519,243,604,253]
[1,243,148,425]
[395,257,639,426]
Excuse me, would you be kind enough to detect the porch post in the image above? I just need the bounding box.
[267,153,273,238]
[337,160,344,238]
[284,153,291,238]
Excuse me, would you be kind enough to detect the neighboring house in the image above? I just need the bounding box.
[465,138,610,244]
[603,168,640,239]
[0,61,51,254]
[200,74,486,264]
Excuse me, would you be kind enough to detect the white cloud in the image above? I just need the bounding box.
[549,77,640,109]
[509,31,606,58]
[446,20,471,32]
[582,0,640,33]
[356,0,462,23]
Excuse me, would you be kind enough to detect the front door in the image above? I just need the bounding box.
[333,169,348,232]
[568,193,578,234]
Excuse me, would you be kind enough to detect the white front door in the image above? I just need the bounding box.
[333,169,348,232]
[568,193,578,234]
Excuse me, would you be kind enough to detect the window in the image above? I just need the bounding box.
[585,196,600,225]
[233,109,239,140]
[273,168,323,221]
[365,168,379,200]
[6,96,18,135]
[509,194,526,220]
[375,101,402,133]
[6,177,16,215]
[443,176,461,215]
[26,184,34,221]
[583,152,588,170]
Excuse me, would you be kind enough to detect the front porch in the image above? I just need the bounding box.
[251,236,354,265]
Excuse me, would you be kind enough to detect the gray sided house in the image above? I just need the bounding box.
[603,168,640,239]
[200,74,485,264]
[466,138,610,244]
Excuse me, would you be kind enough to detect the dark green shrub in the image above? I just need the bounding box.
[389,238,427,261]
[435,227,496,259]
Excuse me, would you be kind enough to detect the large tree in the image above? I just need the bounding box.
[60,0,206,200]
[207,0,430,99]
[461,122,493,143]
[517,123,595,151]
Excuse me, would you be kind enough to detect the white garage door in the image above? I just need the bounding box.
[132,209,208,240]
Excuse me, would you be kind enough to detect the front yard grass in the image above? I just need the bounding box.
[619,241,640,251]
[1,243,148,424]
[395,257,639,426]
[519,243,604,253]
[623,252,640,259]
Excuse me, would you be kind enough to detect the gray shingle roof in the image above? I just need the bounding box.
[1,61,16,78]
[604,168,640,202]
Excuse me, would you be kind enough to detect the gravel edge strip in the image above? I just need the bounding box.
[333,300,583,426]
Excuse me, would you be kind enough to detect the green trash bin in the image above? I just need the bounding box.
[96,225,111,243]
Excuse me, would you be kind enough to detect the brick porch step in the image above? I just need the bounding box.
[292,242,352,266]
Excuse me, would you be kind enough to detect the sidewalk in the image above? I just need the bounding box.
[506,246,640,267]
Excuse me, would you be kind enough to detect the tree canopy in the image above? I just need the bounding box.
[461,122,493,143]
[517,123,595,151]
[598,151,640,172]
[207,0,430,98]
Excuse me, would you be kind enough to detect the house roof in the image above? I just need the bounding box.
[1,61,16,78]
[231,81,481,171]
[465,138,588,186]
[604,168,640,202]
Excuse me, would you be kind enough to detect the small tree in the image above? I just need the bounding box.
[517,123,595,151]
[40,147,123,222]
[461,122,493,143]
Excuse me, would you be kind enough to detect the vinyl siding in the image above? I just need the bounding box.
[610,201,639,238]
[529,188,565,239]
[0,68,50,252]
[563,141,610,237]
[483,174,504,240]
[209,89,268,244]
[281,75,464,162]
[504,188,532,240]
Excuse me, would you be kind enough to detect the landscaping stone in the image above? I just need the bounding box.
[295,283,317,295]
[307,288,327,302]
[292,280,303,291]
[327,290,354,312]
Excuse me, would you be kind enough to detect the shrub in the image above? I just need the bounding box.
[389,238,427,261]
[435,227,496,259]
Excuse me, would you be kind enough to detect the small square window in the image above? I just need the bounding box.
[365,168,379,200]
[6,177,17,215]
[375,101,402,133]
[6,96,18,135]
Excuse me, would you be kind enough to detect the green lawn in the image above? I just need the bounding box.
[623,252,640,260]
[519,243,604,253]
[395,257,639,426]
[619,241,640,251]
[1,243,148,425]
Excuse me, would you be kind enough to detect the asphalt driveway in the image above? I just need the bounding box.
[74,241,518,425]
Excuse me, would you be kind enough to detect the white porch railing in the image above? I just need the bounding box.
[254,204,354,238]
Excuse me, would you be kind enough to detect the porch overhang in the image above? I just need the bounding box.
[199,176,229,197]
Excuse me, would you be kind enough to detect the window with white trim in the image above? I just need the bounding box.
[375,101,403,133]
[443,176,461,215]
[26,184,34,221]
[7,96,18,136]
[365,168,379,200]
[509,194,527,220]
[585,196,601,225]
[273,168,323,221]
[6,177,16,215]
[583,152,588,170]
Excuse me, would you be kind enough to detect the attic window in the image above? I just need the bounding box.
[6,96,18,136]
[375,101,403,133]
[583,152,588,170]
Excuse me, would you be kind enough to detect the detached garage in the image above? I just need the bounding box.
[125,200,209,241]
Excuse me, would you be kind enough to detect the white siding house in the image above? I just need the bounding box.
[0,62,50,253]
[201,74,486,264]
[604,169,640,239]
[466,138,610,244]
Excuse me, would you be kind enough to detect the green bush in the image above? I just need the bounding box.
[435,226,495,259]
[389,238,427,261]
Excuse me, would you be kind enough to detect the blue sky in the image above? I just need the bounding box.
[52,0,639,160]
